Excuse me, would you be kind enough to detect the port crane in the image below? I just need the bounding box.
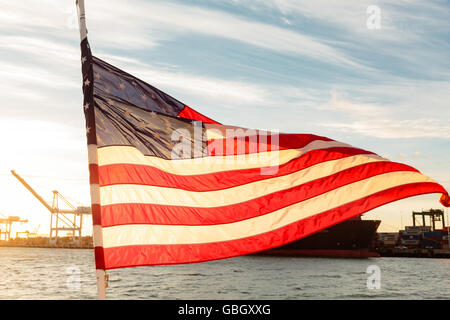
[0,212,28,241]
[412,209,445,231]
[11,170,91,245]
[15,224,40,239]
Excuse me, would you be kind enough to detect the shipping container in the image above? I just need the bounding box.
[401,239,420,245]
[420,240,441,249]
[401,234,421,240]
[405,226,431,232]
[423,232,443,238]
[377,233,399,241]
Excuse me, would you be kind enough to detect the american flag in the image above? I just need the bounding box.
[80,38,449,271]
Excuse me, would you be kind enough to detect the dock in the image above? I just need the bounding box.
[0,236,93,249]
[375,247,450,259]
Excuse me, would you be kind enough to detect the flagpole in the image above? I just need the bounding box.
[76,0,107,300]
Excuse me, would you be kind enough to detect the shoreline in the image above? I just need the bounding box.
[2,242,450,258]
[0,237,93,249]
[0,244,93,249]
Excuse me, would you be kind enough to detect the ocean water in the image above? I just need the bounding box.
[0,247,449,300]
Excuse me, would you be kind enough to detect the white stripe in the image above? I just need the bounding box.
[90,184,100,205]
[88,144,98,165]
[97,140,359,175]
[100,154,386,207]
[92,225,103,247]
[101,171,436,247]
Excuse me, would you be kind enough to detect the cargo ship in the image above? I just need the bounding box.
[258,216,381,258]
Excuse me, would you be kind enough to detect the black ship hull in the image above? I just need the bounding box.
[258,218,381,258]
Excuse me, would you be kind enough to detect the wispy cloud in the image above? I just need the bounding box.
[0,36,80,63]
[323,118,450,139]
[218,0,450,80]
[319,90,386,118]
[315,79,450,139]
[82,0,369,69]
[0,61,78,89]
[95,53,327,113]
[225,0,449,41]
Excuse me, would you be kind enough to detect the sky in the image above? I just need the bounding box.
[0,0,449,236]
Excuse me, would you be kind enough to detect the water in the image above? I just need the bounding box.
[0,247,449,300]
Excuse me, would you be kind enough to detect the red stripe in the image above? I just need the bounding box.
[94,246,106,270]
[99,147,374,190]
[440,193,450,207]
[178,105,220,124]
[89,164,99,184]
[91,204,102,225]
[100,162,419,227]
[207,134,333,156]
[101,182,445,269]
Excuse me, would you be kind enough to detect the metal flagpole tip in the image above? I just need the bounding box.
[76,0,87,41]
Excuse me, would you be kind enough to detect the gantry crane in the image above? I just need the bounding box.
[412,209,445,231]
[16,224,40,239]
[11,170,91,246]
[0,212,28,241]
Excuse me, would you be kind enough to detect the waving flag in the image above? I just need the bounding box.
[80,38,449,271]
